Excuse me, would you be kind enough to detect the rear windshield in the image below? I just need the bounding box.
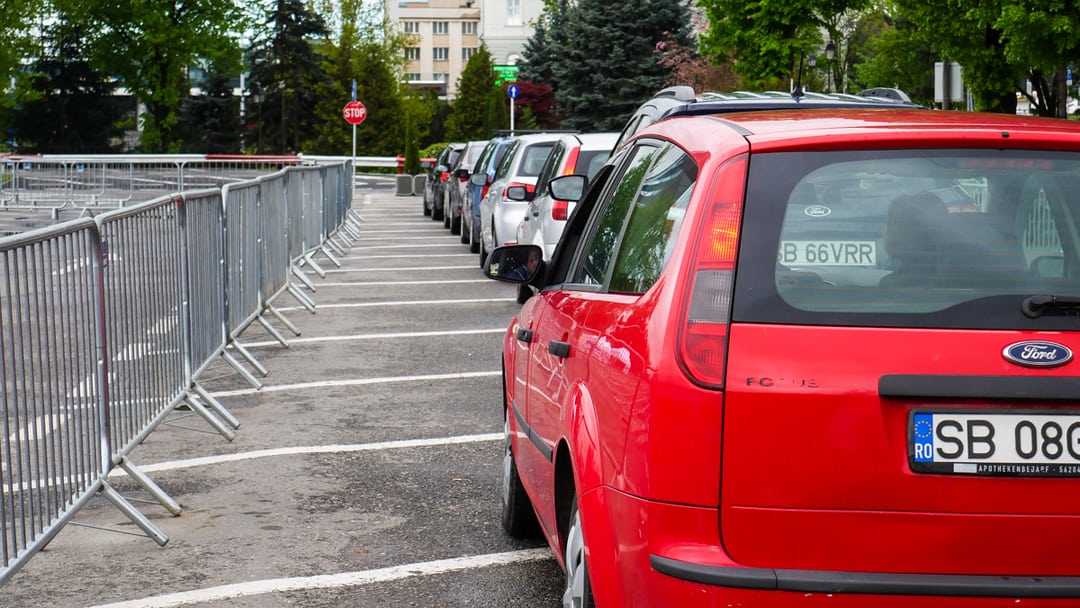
[518,143,556,177]
[576,150,611,180]
[734,149,1080,330]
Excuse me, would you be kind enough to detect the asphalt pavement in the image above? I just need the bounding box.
[3,175,565,607]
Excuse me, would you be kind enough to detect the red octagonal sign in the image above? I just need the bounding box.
[343,101,367,125]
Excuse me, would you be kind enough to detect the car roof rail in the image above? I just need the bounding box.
[491,129,580,137]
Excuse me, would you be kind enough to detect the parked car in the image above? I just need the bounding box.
[463,136,514,254]
[422,143,464,220]
[476,133,561,266]
[442,140,487,234]
[484,93,1080,606]
[514,131,617,262]
[509,131,617,303]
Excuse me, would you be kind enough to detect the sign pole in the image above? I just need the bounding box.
[351,80,357,169]
[507,83,520,136]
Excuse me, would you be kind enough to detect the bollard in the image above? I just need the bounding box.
[396,174,413,196]
[412,174,426,196]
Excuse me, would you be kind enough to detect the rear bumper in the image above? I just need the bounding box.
[651,556,1080,599]
[584,487,1080,607]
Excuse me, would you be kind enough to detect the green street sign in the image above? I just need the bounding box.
[493,64,520,86]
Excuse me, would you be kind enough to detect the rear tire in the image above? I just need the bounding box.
[501,417,541,538]
[469,222,480,254]
[562,498,595,608]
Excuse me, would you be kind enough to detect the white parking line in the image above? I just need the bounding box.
[213,370,501,397]
[115,433,501,474]
[317,279,491,286]
[242,328,505,349]
[87,548,553,608]
[275,299,514,312]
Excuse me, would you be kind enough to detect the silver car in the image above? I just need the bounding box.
[477,133,561,266]
[514,132,617,262]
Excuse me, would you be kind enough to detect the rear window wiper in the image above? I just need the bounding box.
[1021,294,1080,318]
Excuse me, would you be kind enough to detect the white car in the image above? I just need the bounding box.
[514,132,617,262]
[477,133,561,266]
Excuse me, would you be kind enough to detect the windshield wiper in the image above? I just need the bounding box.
[1021,294,1080,318]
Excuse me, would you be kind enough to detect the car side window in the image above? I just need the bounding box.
[534,143,567,203]
[608,145,697,294]
[570,143,661,286]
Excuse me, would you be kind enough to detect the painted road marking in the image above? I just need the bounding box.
[87,549,553,608]
[241,328,505,349]
[112,433,501,475]
[212,370,501,398]
[275,299,514,313]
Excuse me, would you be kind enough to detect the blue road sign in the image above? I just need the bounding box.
[508,84,519,100]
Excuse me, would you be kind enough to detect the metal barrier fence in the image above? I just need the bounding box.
[0,159,360,587]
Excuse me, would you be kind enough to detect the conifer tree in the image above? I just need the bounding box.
[446,45,502,140]
[552,0,692,131]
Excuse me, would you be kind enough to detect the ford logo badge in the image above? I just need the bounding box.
[804,205,831,217]
[1002,341,1073,368]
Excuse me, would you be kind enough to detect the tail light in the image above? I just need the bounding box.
[552,200,570,221]
[677,154,747,389]
[440,171,450,181]
[563,146,581,175]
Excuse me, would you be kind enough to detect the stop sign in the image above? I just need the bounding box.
[343,101,367,125]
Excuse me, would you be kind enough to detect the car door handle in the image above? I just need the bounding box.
[549,340,570,358]
[516,327,533,343]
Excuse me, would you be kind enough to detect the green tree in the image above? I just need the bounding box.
[698,0,869,90]
[309,0,406,155]
[552,0,692,131]
[176,68,242,153]
[12,19,126,153]
[56,0,245,152]
[853,10,935,105]
[248,0,330,154]
[446,45,503,140]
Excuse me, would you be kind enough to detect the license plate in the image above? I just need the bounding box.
[910,410,1080,476]
[777,240,876,266]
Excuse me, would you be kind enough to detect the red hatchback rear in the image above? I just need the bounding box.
[486,103,1080,607]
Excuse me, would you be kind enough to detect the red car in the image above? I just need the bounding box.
[486,98,1080,606]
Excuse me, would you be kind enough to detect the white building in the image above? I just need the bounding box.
[385,0,543,100]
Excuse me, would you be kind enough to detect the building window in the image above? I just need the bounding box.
[405,73,421,82]
[433,47,449,62]
[507,0,522,25]
[433,21,449,35]
[463,21,477,36]
[404,21,421,34]
[462,48,477,62]
[405,47,421,61]
[433,73,449,83]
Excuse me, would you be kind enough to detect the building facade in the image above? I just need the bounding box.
[386,0,543,100]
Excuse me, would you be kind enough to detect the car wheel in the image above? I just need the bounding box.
[423,191,431,216]
[443,206,451,229]
[451,213,461,236]
[501,417,541,538]
[516,284,532,304]
[469,222,480,254]
[480,239,488,267]
[459,219,469,243]
[562,498,595,608]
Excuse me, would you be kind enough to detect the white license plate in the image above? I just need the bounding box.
[910,410,1080,476]
[777,240,876,266]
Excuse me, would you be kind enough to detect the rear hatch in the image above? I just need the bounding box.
[723,147,1080,576]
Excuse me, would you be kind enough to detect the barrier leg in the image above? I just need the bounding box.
[221,349,264,389]
[99,482,169,546]
[264,304,301,338]
[183,392,236,441]
[193,384,241,430]
[117,457,181,515]
[228,339,270,377]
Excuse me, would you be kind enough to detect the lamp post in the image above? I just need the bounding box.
[825,41,837,93]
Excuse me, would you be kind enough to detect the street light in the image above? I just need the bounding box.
[825,41,837,92]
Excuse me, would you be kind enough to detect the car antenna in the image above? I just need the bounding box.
[792,52,806,100]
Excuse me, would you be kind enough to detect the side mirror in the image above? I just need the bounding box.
[483,244,545,285]
[454,168,471,179]
[548,175,586,202]
[435,164,449,173]
[505,185,531,201]
[469,173,491,187]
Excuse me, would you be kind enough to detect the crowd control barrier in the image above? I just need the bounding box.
[0,159,360,587]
